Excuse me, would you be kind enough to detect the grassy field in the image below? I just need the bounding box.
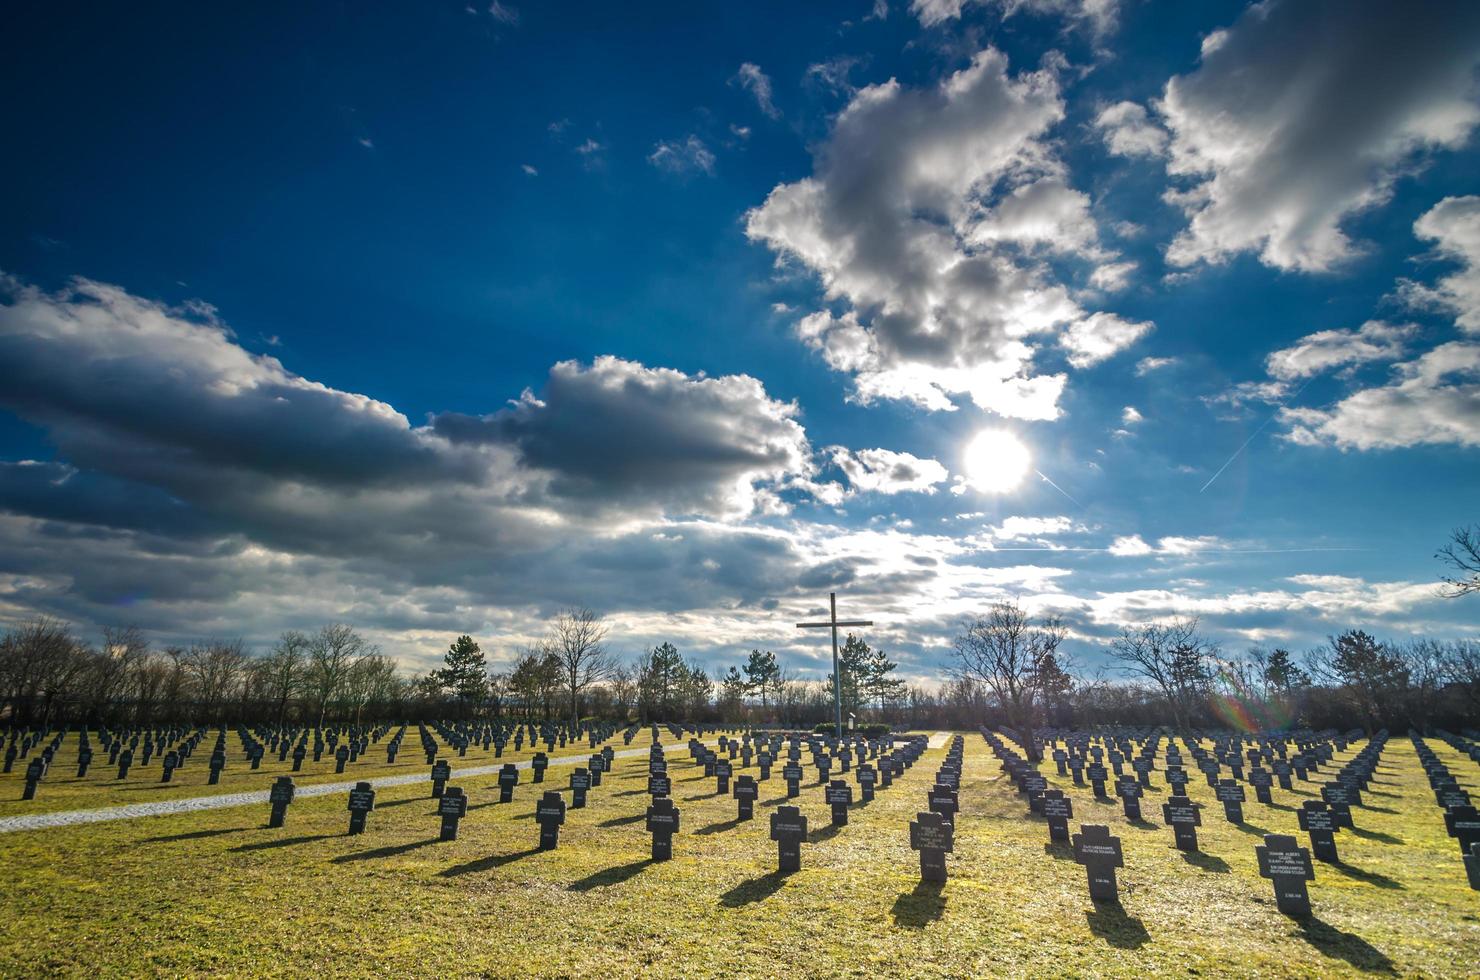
[1,730,1476,977]
[0,727,617,817]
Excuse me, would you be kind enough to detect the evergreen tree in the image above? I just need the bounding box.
[434,635,488,705]
[742,649,780,710]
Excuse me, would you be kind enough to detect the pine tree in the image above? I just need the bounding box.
[742,649,780,710]
[435,635,488,705]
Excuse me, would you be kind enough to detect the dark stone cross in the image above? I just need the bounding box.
[1215,779,1246,823]
[208,749,225,785]
[771,805,809,873]
[160,750,179,783]
[825,779,853,826]
[910,810,954,883]
[570,768,590,809]
[856,763,877,803]
[782,762,803,799]
[430,760,451,799]
[648,772,671,799]
[1466,841,1480,891]
[1114,775,1142,821]
[1072,824,1125,903]
[334,744,350,774]
[928,783,959,828]
[646,797,680,861]
[1257,833,1315,917]
[715,758,733,795]
[1042,789,1074,843]
[347,781,376,835]
[1297,800,1339,863]
[22,758,44,800]
[437,786,468,841]
[733,774,759,820]
[531,752,548,784]
[497,763,519,804]
[535,791,566,851]
[1087,763,1109,799]
[268,776,295,828]
[1162,794,1202,851]
[1444,805,1480,857]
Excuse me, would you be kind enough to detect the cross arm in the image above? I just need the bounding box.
[796,620,874,628]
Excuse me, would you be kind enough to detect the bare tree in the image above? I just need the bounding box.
[182,640,249,722]
[305,623,370,726]
[608,664,637,722]
[1108,617,1213,732]
[951,600,1067,760]
[1438,525,1480,597]
[549,607,613,729]
[262,630,309,726]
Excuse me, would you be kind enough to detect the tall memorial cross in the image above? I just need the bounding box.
[797,592,874,739]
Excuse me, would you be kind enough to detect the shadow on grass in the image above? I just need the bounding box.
[1366,789,1401,799]
[719,871,790,908]
[1233,822,1272,836]
[1126,818,1157,831]
[1269,802,1296,812]
[695,816,747,836]
[762,795,794,807]
[332,838,438,864]
[808,823,844,843]
[598,813,646,828]
[1331,861,1404,890]
[1042,842,1074,862]
[438,846,543,877]
[1181,850,1231,873]
[1362,805,1400,815]
[683,791,724,802]
[612,788,647,798]
[568,858,655,892]
[375,797,430,810]
[1296,917,1396,974]
[231,833,339,852]
[891,880,945,928]
[1349,827,1403,845]
[1085,901,1149,949]
[142,826,249,843]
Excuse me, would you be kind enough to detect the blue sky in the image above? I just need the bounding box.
[2,0,1478,682]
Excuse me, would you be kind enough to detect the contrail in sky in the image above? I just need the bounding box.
[1035,469,1082,508]
[1200,376,1316,493]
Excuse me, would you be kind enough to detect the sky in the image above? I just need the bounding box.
[2,0,1479,684]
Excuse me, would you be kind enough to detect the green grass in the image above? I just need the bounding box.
[0,732,1476,977]
[0,729,609,816]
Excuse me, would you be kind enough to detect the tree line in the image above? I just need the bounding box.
[4,602,1477,735]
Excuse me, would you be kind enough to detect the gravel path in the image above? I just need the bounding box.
[0,741,681,835]
[927,731,951,748]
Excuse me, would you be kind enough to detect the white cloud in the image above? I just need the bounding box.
[829,447,949,495]
[1093,101,1167,158]
[1265,320,1416,380]
[911,0,1119,36]
[488,1,519,25]
[735,63,780,119]
[1401,195,1480,333]
[1161,0,1480,272]
[1108,534,1153,556]
[1134,356,1177,375]
[648,135,716,177]
[988,515,1081,540]
[1121,405,1142,425]
[1061,312,1154,368]
[521,164,538,176]
[1281,341,1480,449]
[748,49,1145,419]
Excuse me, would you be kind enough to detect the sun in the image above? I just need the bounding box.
[962,428,1032,494]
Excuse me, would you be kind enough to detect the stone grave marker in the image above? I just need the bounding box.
[347,781,376,834]
[826,779,853,826]
[910,810,954,883]
[734,774,759,820]
[498,763,519,804]
[438,786,468,841]
[771,805,808,873]
[268,776,295,828]
[1256,833,1315,917]
[647,797,680,861]
[535,791,566,851]
[1297,800,1339,863]
[1162,794,1202,851]
[1072,824,1124,903]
